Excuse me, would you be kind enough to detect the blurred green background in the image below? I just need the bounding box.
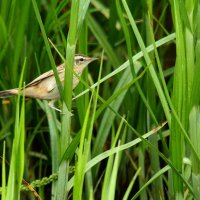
[0,0,200,199]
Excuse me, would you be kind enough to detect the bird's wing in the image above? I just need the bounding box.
[26,64,65,87]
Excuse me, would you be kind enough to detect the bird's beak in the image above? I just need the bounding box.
[91,57,98,61]
[88,57,98,64]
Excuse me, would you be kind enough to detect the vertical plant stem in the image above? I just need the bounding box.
[76,20,89,126]
[145,3,165,199]
[170,0,188,198]
[57,0,80,199]
[6,60,26,200]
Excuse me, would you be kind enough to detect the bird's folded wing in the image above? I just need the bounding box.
[26,64,65,87]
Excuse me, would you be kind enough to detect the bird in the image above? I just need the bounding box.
[0,54,98,111]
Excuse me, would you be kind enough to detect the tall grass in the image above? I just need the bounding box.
[0,0,200,199]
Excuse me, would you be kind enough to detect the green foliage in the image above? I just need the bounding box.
[0,0,200,199]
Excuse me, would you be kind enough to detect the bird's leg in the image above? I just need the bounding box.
[48,100,62,112]
[48,100,74,116]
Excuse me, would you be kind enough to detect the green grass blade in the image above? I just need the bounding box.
[2,141,6,200]
[73,33,176,101]
[122,0,171,124]
[73,93,94,199]
[87,14,120,67]
[6,59,26,200]
[67,122,166,191]
[31,0,64,99]
[189,106,200,199]
[122,168,141,200]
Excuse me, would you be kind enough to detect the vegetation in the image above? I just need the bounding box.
[0,0,200,199]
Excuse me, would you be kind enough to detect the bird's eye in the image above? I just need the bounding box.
[79,58,84,62]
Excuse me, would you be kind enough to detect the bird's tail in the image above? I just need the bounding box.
[0,89,18,98]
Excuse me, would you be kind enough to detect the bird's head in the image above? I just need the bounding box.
[74,54,98,74]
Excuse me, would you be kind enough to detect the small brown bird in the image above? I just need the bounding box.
[0,54,97,110]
